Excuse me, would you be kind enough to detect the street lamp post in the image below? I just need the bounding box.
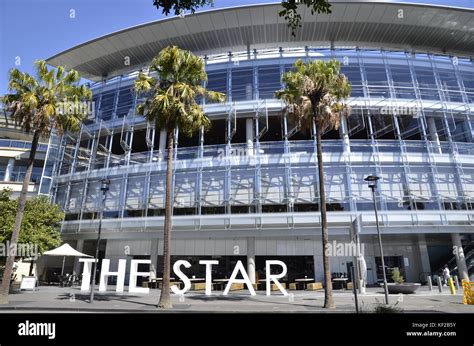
[364,175,389,305]
[89,178,110,303]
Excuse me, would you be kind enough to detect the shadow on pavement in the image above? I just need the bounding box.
[55,293,158,308]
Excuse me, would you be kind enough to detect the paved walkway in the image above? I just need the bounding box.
[0,285,472,313]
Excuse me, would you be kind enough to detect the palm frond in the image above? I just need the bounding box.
[135,45,226,137]
[275,59,352,135]
[2,60,91,135]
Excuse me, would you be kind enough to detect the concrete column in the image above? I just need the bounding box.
[247,237,256,284]
[150,239,159,279]
[428,117,442,154]
[73,239,84,275]
[158,130,167,159]
[339,116,351,153]
[417,234,432,274]
[313,255,324,283]
[4,158,15,182]
[246,118,254,156]
[451,233,469,282]
[245,83,253,101]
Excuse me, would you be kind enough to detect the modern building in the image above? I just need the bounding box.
[0,108,54,281]
[0,109,50,198]
[40,0,474,286]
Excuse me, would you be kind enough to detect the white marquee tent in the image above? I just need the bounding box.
[43,243,92,276]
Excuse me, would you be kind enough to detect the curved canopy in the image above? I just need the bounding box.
[43,243,92,257]
[46,1,474,82]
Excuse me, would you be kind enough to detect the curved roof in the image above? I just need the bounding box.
[46,1,474,81]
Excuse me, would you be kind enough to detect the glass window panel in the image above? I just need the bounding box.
[351,167,375,201]
[116,86,134,118]
[407,170,432,199]
[148,173,165,208]
[232,67,254,101]
[341,65,363,97]
[258,65,281,99]
[231,168,254,205]
[92,95,100,119]
[365,63,388,85]
[435,168,458,200]
[98,90,116,120]
[324,168,346,202]
[84,180,100,210]
[291,166,317,203]
[105,177,122,211]
[460,168,474,198]
[68,182,84,212]
[397,114,421,139]
[370,114,395,138]
[364,63,389,98]
[55,184,68,210]
[125,176,146,209]
[201,169,225,206]
[261,167,285,204]
[347,112,367,137]
[414,65,439,100]
[458,68,474,103]
[174,172,196,208]
[206,70,227,103]
[436,66,463,103]
[451,120,470,143]
[231,169,255,205]
[389,62,415,99]
[379,170,406,202]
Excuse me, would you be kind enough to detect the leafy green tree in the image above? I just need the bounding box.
[279,0,331,36]
[0,61,91,304]
[152,0,331,36]
[134,46,225,309]
[0,189,63,255]
[152,0,214,15]
[275,59,351,308]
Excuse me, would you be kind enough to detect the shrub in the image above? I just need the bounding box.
[391,267,405,284]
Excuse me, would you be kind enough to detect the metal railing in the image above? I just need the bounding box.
[0,139,48,152]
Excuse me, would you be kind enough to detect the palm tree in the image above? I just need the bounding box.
[275,59,351,308]
[0,60,92,304]
[134,46,225,309]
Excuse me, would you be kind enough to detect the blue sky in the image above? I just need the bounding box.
[0,0,473,94]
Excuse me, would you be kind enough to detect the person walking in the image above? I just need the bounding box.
[442,265,451,286]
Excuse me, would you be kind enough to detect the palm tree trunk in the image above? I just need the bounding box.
[0,130,41,304]
[315,122,335,309]
[157,129,174,309]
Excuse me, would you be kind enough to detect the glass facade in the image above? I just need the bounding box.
[48,48,474,231]
[0,139,49,184]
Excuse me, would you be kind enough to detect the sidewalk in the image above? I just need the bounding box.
[0,286,471,313]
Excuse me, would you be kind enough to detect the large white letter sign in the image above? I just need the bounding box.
[199,260,218,295]
[171,260,191,295]
[79,258,96,292]
[99,259,127,292]
[129,259,151,293]
[223,260,256,296]
[266,260,288,296]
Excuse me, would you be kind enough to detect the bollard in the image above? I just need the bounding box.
[462,279,474,305]
[427,276,433,291]
[351,265,359,313]
[453,275,460,290]
[359,280,366,294]
[448,278,456,295]
[437,276,443,293]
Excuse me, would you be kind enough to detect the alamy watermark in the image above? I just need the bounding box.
[324,240,365,257]
[0,241,39,260]
[217,147,250,159]
[56,100,96,119]
[379,105,420,118]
